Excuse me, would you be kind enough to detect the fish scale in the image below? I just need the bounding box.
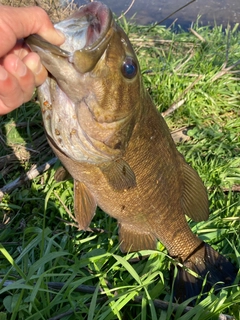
[26,1,237,303]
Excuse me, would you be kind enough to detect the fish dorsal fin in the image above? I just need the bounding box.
[118,223,157,253]
[74,180,97,230]
[182,162,209,222]
[100,159,136,191]
[54,166,72,182]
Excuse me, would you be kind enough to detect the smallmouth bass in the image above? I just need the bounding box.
[26,1,237,302]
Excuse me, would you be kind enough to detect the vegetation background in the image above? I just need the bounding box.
[0,1,239,319]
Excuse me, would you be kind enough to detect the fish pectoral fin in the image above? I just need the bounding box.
[54,166,72,182]
[118,223,157,253]
[74,180,97,230]
[99,159,136,191]
[182,161,209,222]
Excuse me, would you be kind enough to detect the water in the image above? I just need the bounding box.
[75,0,240,28]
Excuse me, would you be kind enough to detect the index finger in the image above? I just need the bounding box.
[0,6,65,57]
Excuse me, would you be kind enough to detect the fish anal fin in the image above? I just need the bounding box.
[118,223,157,253]
[74,180,97,230]
[100,159,136,191]
[182,161,209,222]
[173,243,237,304]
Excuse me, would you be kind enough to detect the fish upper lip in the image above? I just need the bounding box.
[25,2,113,58]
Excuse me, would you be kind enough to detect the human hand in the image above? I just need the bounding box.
[0,6,65,115]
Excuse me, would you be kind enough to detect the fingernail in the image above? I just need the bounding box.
[31,57,42,75]
[55,29,65,42]
[0,66,8,81]
[24,54,42,75]
[16,61,27,77]
[34,58,42,75]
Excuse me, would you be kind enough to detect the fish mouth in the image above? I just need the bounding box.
[26,2,113,73]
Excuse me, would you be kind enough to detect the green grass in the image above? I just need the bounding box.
[0,20,240,319]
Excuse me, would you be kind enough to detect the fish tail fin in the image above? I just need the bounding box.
[173,242,237,304]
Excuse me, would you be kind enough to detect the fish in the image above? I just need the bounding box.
[25,1,237,303]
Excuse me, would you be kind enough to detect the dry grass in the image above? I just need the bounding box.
[0,0,77,22]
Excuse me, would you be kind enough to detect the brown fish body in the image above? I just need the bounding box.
[26,1,237,302]
[49,92,201,260]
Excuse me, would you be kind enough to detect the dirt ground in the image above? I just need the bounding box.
[0,0,79,22]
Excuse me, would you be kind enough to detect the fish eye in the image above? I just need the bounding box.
[121,57,137,79]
